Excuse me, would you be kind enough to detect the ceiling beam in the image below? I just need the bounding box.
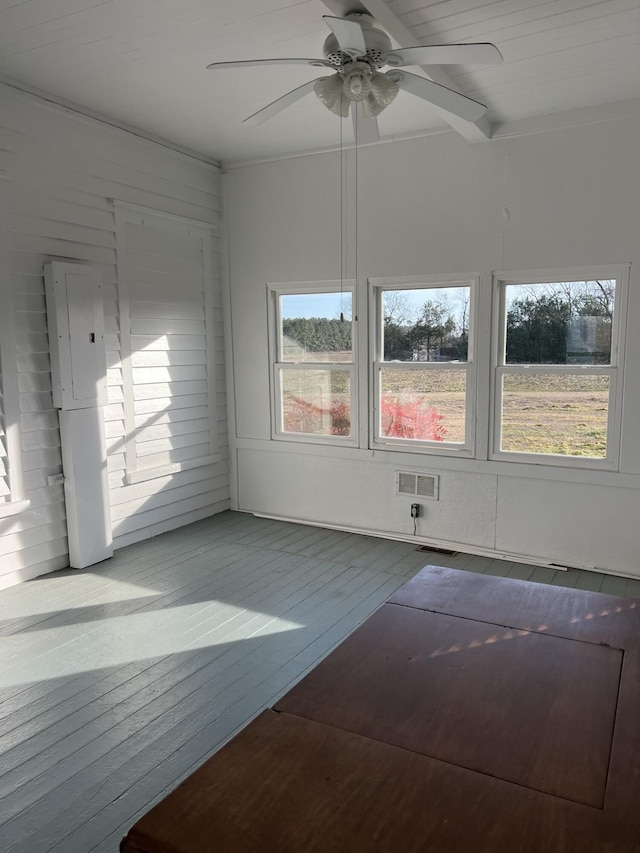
[319,0,492,142]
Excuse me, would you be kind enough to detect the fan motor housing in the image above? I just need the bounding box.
[323,18,392,69]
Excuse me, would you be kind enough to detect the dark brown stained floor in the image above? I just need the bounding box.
[122,564,640,853]
[276,603,622,807]
[120,708,605,853]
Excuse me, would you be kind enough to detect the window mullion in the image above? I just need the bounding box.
[498,365,615,377]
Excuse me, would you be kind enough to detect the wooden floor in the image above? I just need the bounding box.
[1,511,639,853]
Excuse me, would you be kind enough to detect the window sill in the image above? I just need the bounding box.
[372,439,473,458]
[0,499,31,519]
[489,450,618,472]
[272,432,359,449]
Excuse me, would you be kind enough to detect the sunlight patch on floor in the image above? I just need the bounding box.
[0,576,160,620]
[0,603,303,688]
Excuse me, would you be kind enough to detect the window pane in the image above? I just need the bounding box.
[382,287,470,363]
[380,368,466,443]
[280,292,352,363]
[501,373,610,457]
[281,369,351,437]
[505,281,614,366]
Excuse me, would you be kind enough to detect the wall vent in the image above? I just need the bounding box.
[396,471,439,500]
[417,545,458,556]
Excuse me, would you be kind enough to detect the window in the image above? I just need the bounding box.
[268,283,357,444]
[492,266,629,467]
[371,275,478,454]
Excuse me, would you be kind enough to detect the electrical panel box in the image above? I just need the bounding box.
[44,262,107,410]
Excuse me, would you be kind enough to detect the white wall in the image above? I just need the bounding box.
[0,85,229,589]
[225,109,640,577]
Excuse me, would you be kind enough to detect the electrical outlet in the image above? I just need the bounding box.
[410,503,420,518]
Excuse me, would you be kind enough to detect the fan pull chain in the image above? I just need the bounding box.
[354,106,358,314]
[340,111,344,323]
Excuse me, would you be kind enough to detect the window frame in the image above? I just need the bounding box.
[267,281,358,447]
[369,274,480,457]
[490,265,629,470]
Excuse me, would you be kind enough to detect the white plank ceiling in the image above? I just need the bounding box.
[0,0,638,165]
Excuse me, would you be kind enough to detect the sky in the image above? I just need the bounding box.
[281,291,352,320]
[280,281,614,323]
[280,287,467,323]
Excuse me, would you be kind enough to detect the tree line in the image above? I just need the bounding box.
[505,289,612,364]
[282,317,352,354]
[283,281,613,364]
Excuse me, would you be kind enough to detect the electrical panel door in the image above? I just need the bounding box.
[44,262,107,410]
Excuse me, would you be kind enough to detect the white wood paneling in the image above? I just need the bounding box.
[238,447,498,549]
[0,84,229,589]
[114,204,219,487]
[0,0,639,162]
[0,172,29,513]
[494,476,640,575]
[389,0,640,122]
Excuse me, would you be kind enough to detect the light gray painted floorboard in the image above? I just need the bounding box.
[0,556,360,804]
[5,569,395,849]
[0,551,345,764]
[1,510,638,853]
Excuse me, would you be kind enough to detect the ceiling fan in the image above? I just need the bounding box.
[206,12,502,142]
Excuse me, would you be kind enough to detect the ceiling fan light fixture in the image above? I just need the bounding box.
[314,74,350,117]
[315,65,398,119]
[362,71,399,117]
[342,61,373,101]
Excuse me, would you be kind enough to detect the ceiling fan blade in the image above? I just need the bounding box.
[323,16,367,58]
[351,102,379,144]
[243,79,322,125]
[384,43,503,68]
[206,58,332,71]
[389,70,487,122]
